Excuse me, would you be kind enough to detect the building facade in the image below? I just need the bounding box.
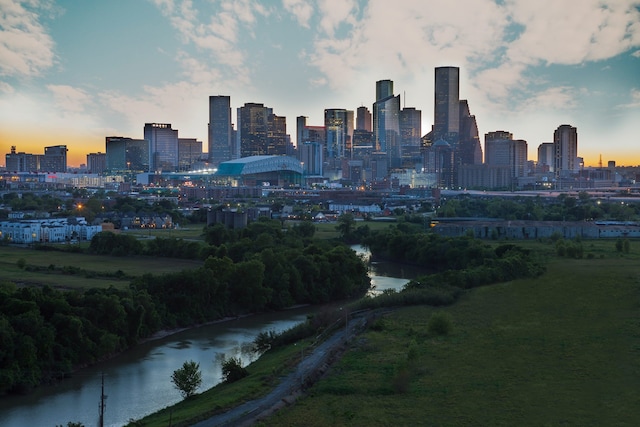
[433,66,460,145]
[208,95,233,166]
[86,152,107,174]
[178,138,203,171]
[237,103,271,157]
[324,108,349,160]
[105,137,149,173]
[41,145,68,172]
[145,123,179,172]
[554,124,578,178]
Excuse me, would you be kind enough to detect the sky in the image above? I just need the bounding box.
[1,0,639,168]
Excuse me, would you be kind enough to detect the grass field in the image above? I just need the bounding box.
[0,246,203,289]
[259,246,640,426]
[121,223,207,240]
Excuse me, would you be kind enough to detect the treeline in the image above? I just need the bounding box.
[437,192,640,222]
[0,219,369,395]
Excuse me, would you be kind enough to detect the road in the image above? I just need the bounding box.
[191,312,370,427]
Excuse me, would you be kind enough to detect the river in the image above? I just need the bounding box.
[0,246,417,427]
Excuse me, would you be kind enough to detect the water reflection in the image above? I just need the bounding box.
[0,308,313,427]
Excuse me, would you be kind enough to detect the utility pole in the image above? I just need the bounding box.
[99,372,107,427]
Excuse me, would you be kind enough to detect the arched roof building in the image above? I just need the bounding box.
[215,155,303,187]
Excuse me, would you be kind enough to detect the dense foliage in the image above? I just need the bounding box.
[0,219,369,395]
[437,192,640,222]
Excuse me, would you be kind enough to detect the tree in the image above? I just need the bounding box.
[221,356,248,383]
[171,360,202,398]
[336,213,356,241]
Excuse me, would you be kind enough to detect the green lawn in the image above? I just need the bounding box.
[260,250,640,425]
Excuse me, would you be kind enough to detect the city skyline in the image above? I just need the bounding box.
[1,1,639,167]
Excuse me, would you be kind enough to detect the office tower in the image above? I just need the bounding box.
[237,103,271,157]
[434,66,460,145]
[356,106,372,132]
[144,123,179,172]
[86,152,106,174]
[346,110,354,157]
[5,146,39,172]
[376,79,394,100]
[267,113,290,155]
[373,80,401,169]
[105,136,149,172]
[324,108,349,159]
[296,116,307,150]
[554,124,578,178]
[458,100,482,165]
[425,140,454,188]
[208,95,232,166]
[537,142,554,172]
[41,145,68,172]
[400,107,422,166]
[485,131,527,178]
[178,138,202,171]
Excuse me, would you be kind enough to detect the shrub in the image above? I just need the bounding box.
[16,258,26,269]
[427,312,453,336]
[221,357,248,383]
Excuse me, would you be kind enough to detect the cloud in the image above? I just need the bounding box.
[47,85,91,113]
[317,0,358,36]
[503,0,640,65]
[282,0,314,28]
[632,50,640,57]
[0,0,56,77]
[522,86,579,112]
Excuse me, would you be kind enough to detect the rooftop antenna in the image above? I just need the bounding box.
[598,154,602,168]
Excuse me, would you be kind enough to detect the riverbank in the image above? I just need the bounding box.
[132,309,376,426]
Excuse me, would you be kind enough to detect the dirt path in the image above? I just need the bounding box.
[191,312,371,427]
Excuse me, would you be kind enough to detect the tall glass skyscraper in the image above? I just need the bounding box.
[324,108,349,159]
[208,95,232,166]
[434,66,460,145]
[373,79,400,168]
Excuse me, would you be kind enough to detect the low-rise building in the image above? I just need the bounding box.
[0,217,102,244]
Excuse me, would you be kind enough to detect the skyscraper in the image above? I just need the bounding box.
[324,109,349,159]
[458,100,482,165]
[433,66,460,145]
[105,136,149,172]
[266,113,290,155]
[237,103,270,157]
[208,95,232,166]
[41,145,68,172]
[356,106,372,132]
[400,107,422,166]
[554,124,578,178]
[373,79,401,168]
[145,123,179,172]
